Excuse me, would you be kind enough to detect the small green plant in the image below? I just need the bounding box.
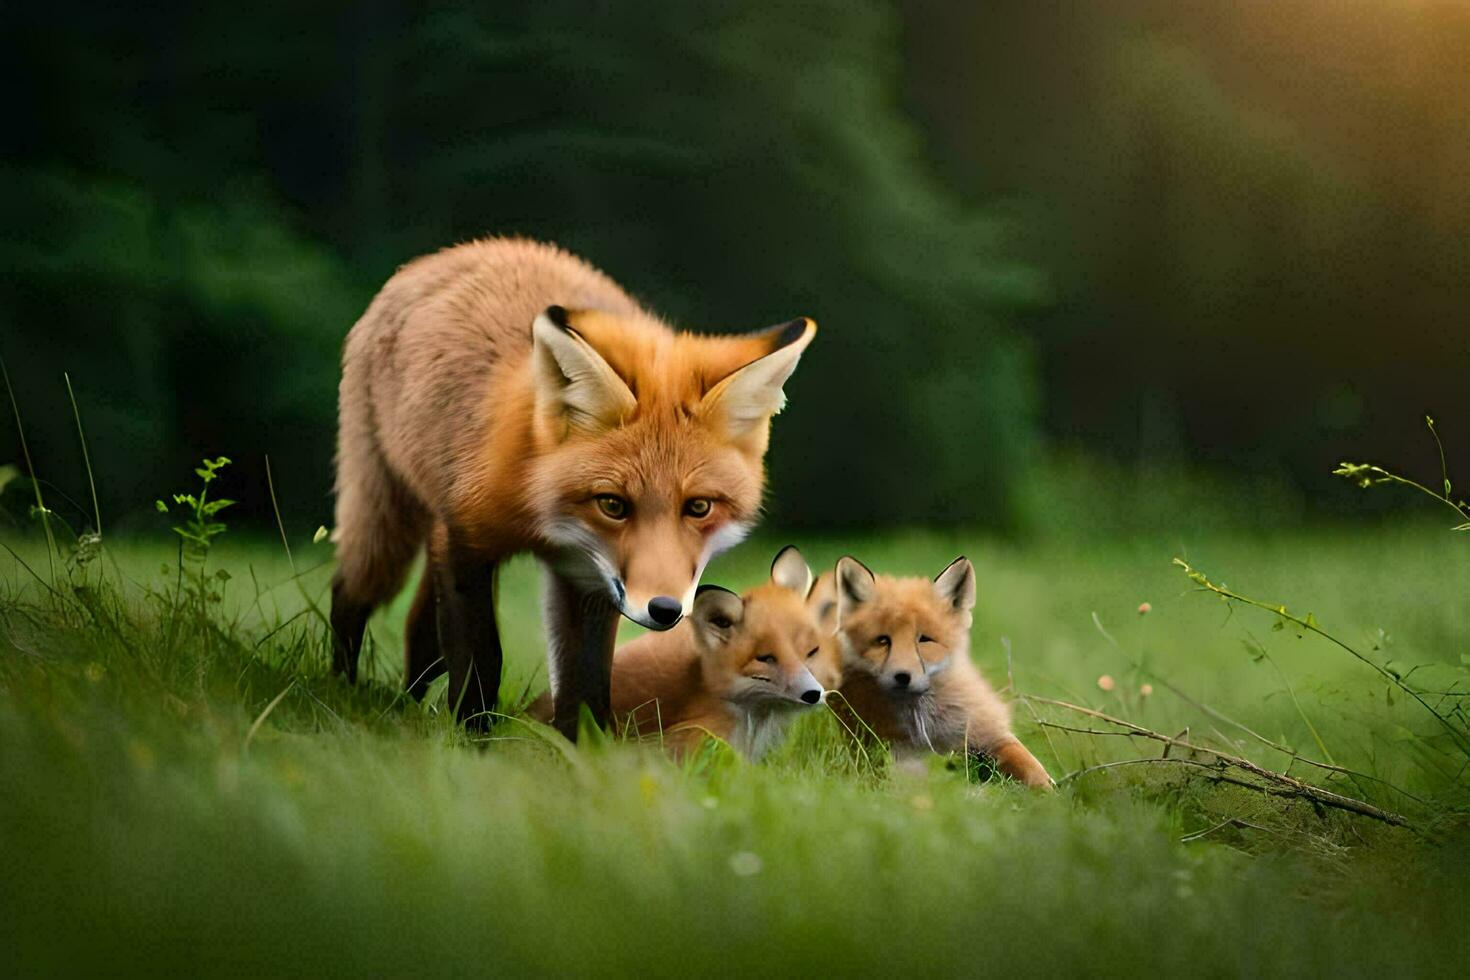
[1165,417,1470,787]
[155,456,235,610]
[1334,415,1470,530]
[1174,558,1470,766]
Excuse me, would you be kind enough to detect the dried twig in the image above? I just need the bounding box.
[1026,695,1412,828]
[1180,816,1279,843]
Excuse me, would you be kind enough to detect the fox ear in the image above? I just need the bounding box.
[769,545,813,597]
[700,318,816,448]
[807,571,839,634]
[692,585,744,646]
[834,556,875,625]
[532,306,638,437]
[933,557,976,612]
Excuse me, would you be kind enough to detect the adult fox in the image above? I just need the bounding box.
[331,237,816,737]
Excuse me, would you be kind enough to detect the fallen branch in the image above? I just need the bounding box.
[1026,695,1412,828]
[1089,611,1422,803]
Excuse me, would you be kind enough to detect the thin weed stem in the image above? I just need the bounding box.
[63,372,101,536]
[2,356,57,580]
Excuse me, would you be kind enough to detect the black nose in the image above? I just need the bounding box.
[800,689,822,705]
[647,596,682,625]
[893,672,911,687]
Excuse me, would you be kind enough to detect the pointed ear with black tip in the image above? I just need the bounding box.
[691,585,744,648]
[769,545,813,597]
[933,557,976,612]
[700,318,816,449]
[834,556,876,625]
[532,305,638,438]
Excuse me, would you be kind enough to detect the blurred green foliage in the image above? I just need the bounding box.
[1,1,1043,530]
[905,1,1470,499]
[4,2,1466,532]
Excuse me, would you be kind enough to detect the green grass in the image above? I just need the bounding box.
[3,525,1469,976]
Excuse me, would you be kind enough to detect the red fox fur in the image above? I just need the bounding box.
[330,237,815,736]
[531,546,835,759]
[811,556,1053,788]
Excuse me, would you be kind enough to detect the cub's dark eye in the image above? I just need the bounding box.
[710,616,732,630]
[595,495,628,520]
[756,654,777,664]
[918,634,934,644]
[874,634,891,647]
[806,647,819,659]
[683,498,713,518]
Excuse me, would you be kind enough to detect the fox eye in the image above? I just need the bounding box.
[595,495,628,520]
[807,647,819,659]
[918,634,934,644]
[710,616,732,630]
[756,654,777,664]
[874,634,891,647]
[683,497,713,519]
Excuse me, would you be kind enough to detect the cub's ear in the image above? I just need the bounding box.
[769,545,813,597]
[933,557,976,612]
[700,318,816,448]
[692,585,744,646]
[532,306,638,437]
[807,571,839,634]
[834,556,875,625]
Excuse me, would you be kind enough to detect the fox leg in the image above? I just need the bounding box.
[404,566,446,700]
[330,411,428,683]
[988,739,1055,789]
[541,569,621,741]
[435,533,504,731]
[329,582,373,683]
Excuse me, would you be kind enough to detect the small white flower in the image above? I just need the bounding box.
[728,851,763,877]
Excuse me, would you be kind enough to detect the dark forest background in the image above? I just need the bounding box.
[3,1,1467,532]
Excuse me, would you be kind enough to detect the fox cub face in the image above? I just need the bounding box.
[530,306,816,631]
[828,555,977,695]
[689,546,832,709]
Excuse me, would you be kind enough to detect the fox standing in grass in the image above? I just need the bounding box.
[813,556,1053,788]
[330,238,816,736]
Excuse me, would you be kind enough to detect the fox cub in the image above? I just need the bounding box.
[812,556,1052,788]
[532,547,836,760]
[330,237,815,737]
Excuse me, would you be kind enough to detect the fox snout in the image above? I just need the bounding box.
[612,580,689,631]
[788,665,825,707]
[887,669,929,694]
[881,654,933,695]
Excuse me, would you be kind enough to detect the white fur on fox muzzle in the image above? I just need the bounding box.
[791,665,824,706]
[886,670,930,695]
